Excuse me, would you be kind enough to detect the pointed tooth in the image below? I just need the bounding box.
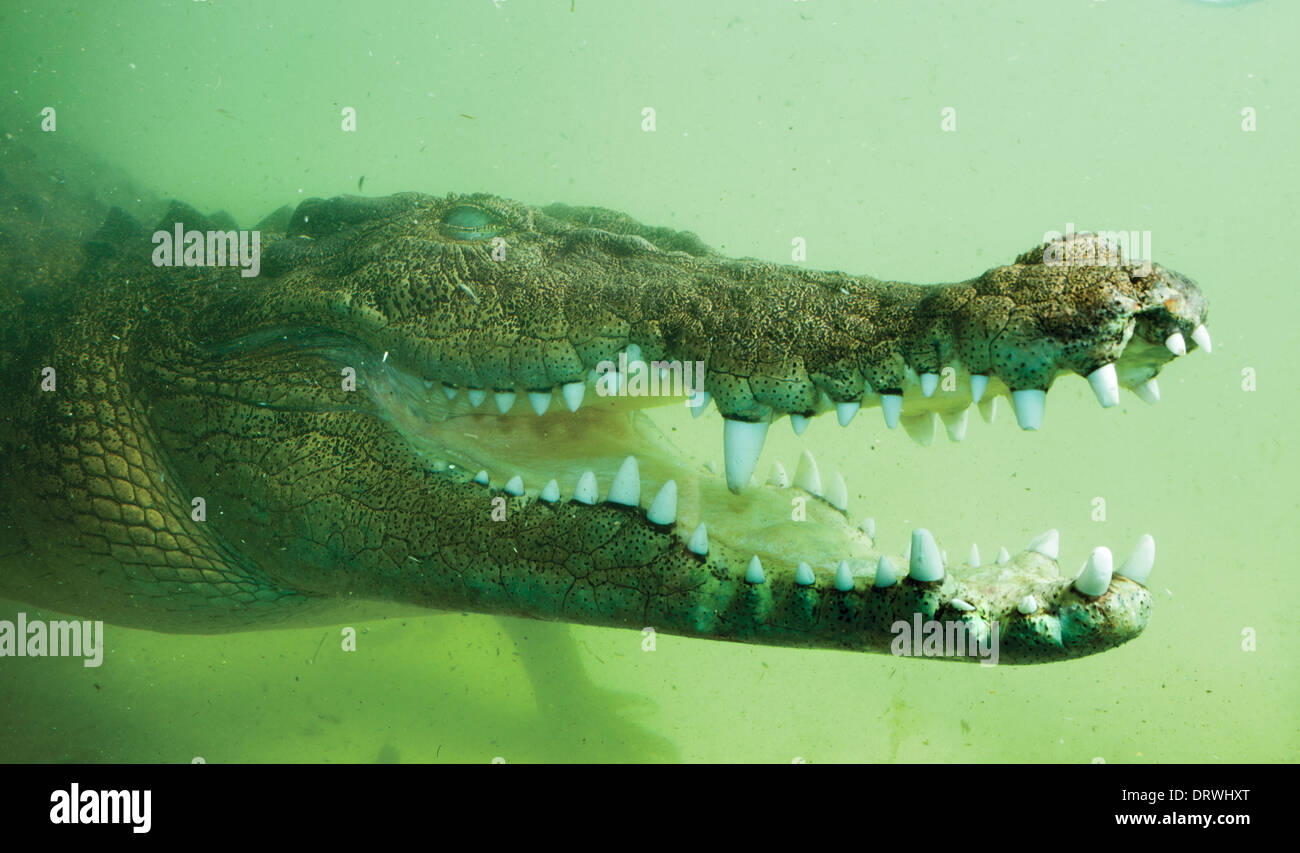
[1017,594,1038,615]
[996,546,1011,565]
[504,475,524,496]
[467,388,487,407]
[968,543,980,568]
[1133,377,1160,405]
[858,517,876,539]
[941,408,969,442]
[951,598,975,612]
[1027,528,1059,560]
[908,528,944,582]
[689,389,711,418]
[880,394,902,429]
[901,412,935,446]
[646,480,677,525]
[1191,324,1212,354]
[723,418,769,494]
[825,472,848,512]
[687,523,709,556]
[793,450,823,496]
[1073,546,1114,597]
[920,372,939,397]
[1086,363,1120,408]
[766,461,789,488]
[528,390,551,415]
[422,379,435,390]
[539,479,560,502]
[1165,332,1187,357]
[1117,533,1155,585]
[873,555,898,588]
[561,381,585,412]
[1011,389,1046,430]
[573,471,599,505]
[625,343,643,365]
[607,456,641,506]
[977,395,999,423]
[473,470,489,486]
[494,391,516,413]
[789,413,810,435]
[443,385,458,401]
[744,556,766,584]
[836,401,860,426]
[794,562,815,587]
[833,560,855,592]
[970,374,990,404]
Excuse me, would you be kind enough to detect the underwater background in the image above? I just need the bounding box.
[0,0,1295,762]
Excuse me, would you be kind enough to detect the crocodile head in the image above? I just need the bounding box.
[2,190,1210,664]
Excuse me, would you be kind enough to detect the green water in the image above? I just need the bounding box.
[1,0,1295,763]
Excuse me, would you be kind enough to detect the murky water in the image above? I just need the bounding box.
[1,0,1295,763]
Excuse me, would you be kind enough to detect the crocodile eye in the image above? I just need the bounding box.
[441,204,503,240]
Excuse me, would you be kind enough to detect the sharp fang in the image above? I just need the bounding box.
[539,479,560,502]
[1011,389,1046,430]
[467,389,487,407]
[827,472,849,512]
[689,389,711,418]
[970,374,989,403]
[1191,324,1212,354]
[723,418,770,493]
[968,543,981,568]
[790,413,810,435]
[745,556,766,584]
[443,385,458,401]
[909,528,944,582]
[859,517,876,539]
[767,461,790,488]
[473,470,489,486]
[687,523,708,556]
[794,562,815,587]
[494,391,516,413]
[422,379,434,390]
[1133,377,1160,404]
[646,480,677,525]
[561,381,585,412]
[1087,363,1120,408]
[977,395,998,423]
[941,408,969,442]
[1073,546,1114,597]
[1117,533,1155,585]
[1165,332,1187,357]
[573,471,599,505]
[607,456,641,506]
[996,546,1011,565]
[873,555,898,588]
[836,400,860,426]
[1027,528,1059,560]
[1017,594,1038,615]
[504,476,524,496]
[920,372,939,397]
[951,598,975,612]
[901,412,935,446]
[793,449,823,497]
[528,390,551,415]
[834,560,855,592]
[880,394,902,429]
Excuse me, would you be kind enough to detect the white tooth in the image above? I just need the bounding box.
[834,560,855,592]
[789,413,810,435]
[646,480,677,525]
[705,460,718,476]
[970,374,990,404]
[723,418,769,493]
[1011,389,1046,430]
[528,390,551,415]
[836,401,860,426]
[1027,529,1059,560]
[1133,377,1160,404]
[859,517,876,539]
[422,379,434,390]
[443,385,458,401]
[561,381,585,412]
[467,388,487,407]
[494,391,516,413]
[1165,332,1187,357]
[1017,594,1038,615]
[573,471,599,504]
[504,475,524,496]
[607,456,641,506]
[873,555,898,588]
[687,523,709,556]
[968,543,981,568]
[909,528,944,582]
[977,395,999,423]
[688,389,711,418]
[766,462,789,488]
[793,450,823,496]
[473,470,489,485]
[997,546,1011,565]
[1117,533,1155,585]
[941,408,969,442]
[625,343,643,365]
[901,413,935,446]
[827,473,848,512]
[1086,363,1120,408]
[951,598,975,612]
[1191,324,1212,354]
[880,394,902,429]
[920,372,939,397]
[1073,546,1114,597]
[539,479,560,502]
[745,556,766,584]
[794,562,815,587]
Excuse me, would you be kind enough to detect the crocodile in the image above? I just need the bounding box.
[0,147,1210,665]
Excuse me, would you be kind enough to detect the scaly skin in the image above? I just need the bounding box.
[0,169,1209,663]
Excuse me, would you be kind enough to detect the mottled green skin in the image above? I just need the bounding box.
[0,159,1208,662]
